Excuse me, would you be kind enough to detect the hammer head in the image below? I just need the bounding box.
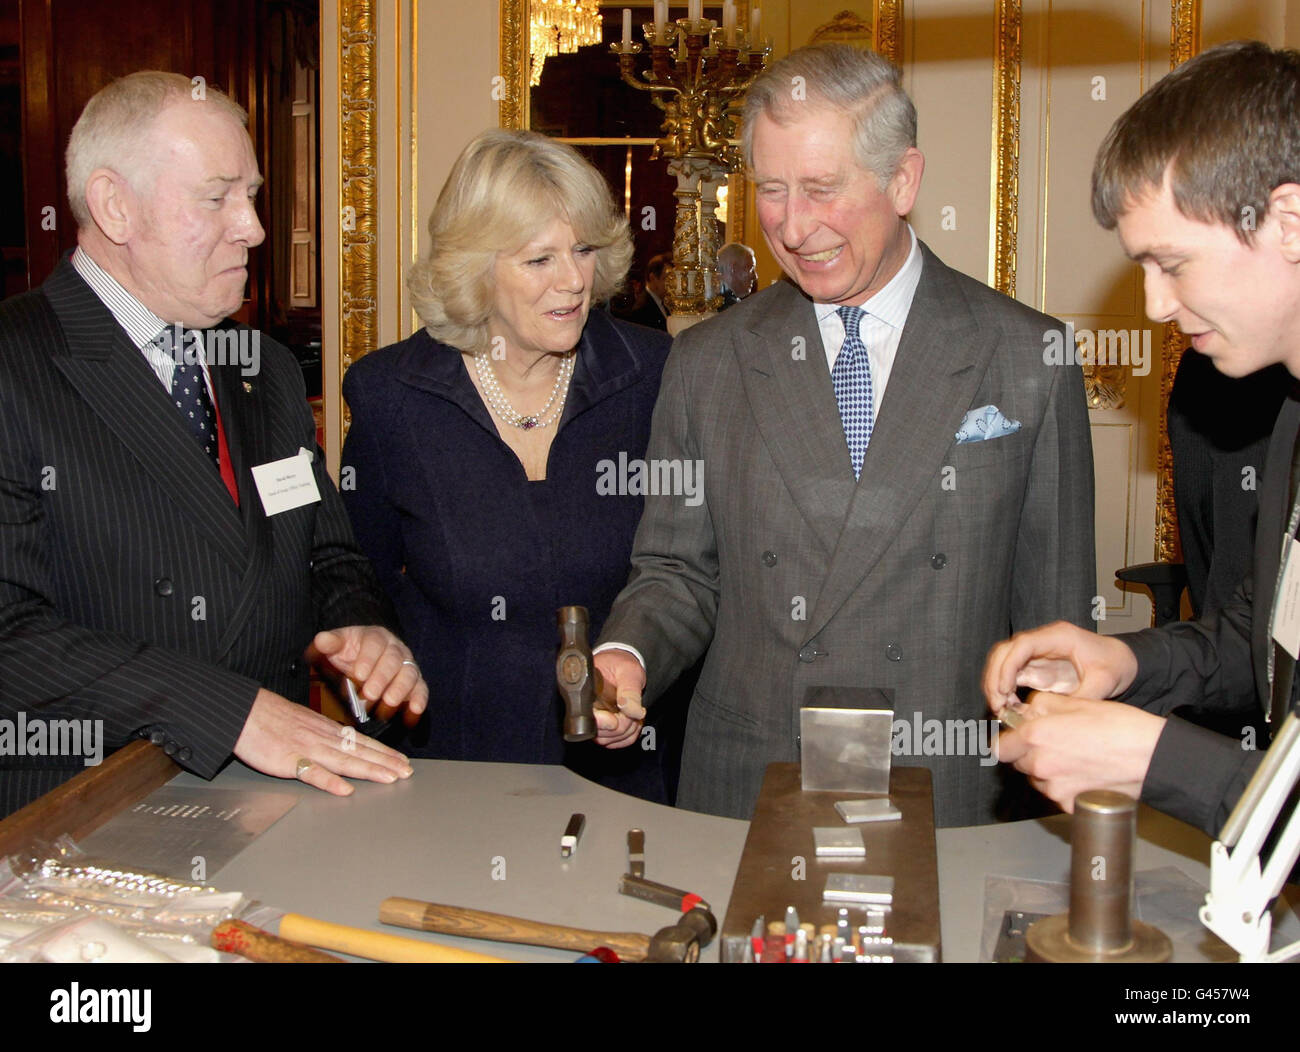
[643,908,714,964]
[556,605,604,742]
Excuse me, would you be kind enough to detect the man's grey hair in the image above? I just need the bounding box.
[717,242,755,268]
[66,71,248,229]
[741,43,917,190]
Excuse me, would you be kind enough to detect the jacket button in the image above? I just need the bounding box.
[177,747,192,762]
[289,659,301,675]
[163,740,178,757]
[149,729,166,745]
[930,553,947,569]
[886,643,902,661]
[798,645,817,663]
[761,551,778,567]
[154,577,174,597]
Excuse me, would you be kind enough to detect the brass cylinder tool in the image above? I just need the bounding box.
[556,605,620,742]
[1025,790,1172,963]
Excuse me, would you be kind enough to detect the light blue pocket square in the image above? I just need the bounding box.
[955,404,1021,444]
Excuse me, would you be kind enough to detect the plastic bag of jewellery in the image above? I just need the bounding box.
[4,834,245,928]
[0,902,77,953]
[0,914,222,963]
[13,879,245,930]
[0,897,235,963]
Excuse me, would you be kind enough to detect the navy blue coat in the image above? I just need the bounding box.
[342,310,674,784]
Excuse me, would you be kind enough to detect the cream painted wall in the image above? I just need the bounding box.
[903,1,995,285]
[1289,0,1300,45]
[1204,0,1284,43]
[320,0,497,472]
[1018,0,1168,635]
[403,1,498,339]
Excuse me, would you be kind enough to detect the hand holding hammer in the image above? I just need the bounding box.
[556,606,645,747]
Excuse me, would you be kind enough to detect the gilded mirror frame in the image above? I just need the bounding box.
[335,0,378,441]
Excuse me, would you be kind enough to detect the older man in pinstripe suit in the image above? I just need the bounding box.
[0,72,426,817]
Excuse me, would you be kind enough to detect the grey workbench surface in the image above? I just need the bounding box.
[176,760,748,963]
[167,761,1288,962]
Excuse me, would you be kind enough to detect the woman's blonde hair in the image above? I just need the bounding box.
[407,129,633,351]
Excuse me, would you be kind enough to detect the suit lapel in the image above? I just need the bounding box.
[393,330,497,435]
[43,261,248,572]
[561,309,652,425]
[1262,395,1300,723]
[808,244,998,633]
[207,355,277,662]
[734,281,854,558]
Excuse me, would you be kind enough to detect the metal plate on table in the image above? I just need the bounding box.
[80,786,298,880]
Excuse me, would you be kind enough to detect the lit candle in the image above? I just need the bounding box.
[622,7,632,47]
[654,0,666,41]
[689,0,702,24]
[723,0,735,43]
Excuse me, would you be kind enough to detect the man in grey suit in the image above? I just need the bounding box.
[0,72,425,816]
[590,44,1095,827]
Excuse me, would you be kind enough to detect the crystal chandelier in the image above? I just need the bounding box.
[531,0,603,87]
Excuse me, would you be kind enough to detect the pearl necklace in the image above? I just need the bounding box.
[474,348,575,431]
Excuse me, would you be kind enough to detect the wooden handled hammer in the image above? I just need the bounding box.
[380,897,714,963]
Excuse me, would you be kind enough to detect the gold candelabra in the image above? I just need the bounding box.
[612,13,769,316]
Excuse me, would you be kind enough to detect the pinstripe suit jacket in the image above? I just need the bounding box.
[599,242,1097,826]
[0,259,396,815]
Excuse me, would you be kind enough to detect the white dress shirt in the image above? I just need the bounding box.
[71,246,216,400]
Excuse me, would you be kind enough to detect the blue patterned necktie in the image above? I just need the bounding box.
[161,329,220,470]
[833,305,875,479]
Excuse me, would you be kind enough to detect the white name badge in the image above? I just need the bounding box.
[251,451,321,516]
[1272,536,1300,660]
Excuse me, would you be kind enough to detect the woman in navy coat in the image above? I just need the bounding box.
[342,130,680,799]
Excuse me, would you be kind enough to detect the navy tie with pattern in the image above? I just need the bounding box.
[833,305,875,479]
[163,329,219,470]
